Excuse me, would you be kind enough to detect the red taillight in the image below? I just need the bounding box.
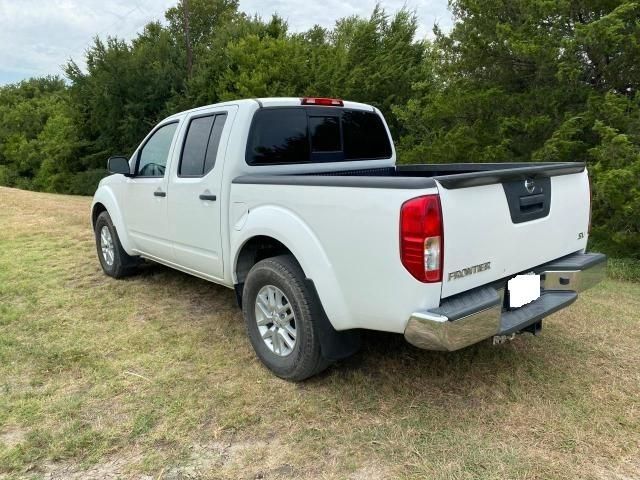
[400,195,443,283]
[301,97,344,106]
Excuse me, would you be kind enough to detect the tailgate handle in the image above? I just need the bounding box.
[503,177,551,223]
[519,194,544,212]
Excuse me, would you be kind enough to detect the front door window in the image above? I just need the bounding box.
[136,123,178,177]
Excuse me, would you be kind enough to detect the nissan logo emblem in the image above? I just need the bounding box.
[524,178,535,193]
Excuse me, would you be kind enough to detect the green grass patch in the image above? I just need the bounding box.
[607,257,640,282]
[0,186,639,479]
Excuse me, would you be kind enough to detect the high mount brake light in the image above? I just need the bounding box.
[400,195,444,283]
[301,97,344,106]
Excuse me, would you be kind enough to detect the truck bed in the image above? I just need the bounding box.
[233,162,585,190]
[232,160,591,302]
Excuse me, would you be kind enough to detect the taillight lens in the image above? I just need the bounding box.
[400,195,443,282]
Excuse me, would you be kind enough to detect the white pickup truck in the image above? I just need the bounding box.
[91,97,606,380]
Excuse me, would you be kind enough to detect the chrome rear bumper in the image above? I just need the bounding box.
[404,252,607,351]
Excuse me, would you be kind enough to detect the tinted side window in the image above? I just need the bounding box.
[180,116,215,176]
[179,114,227,177]
[203,114,227,175]
[310,116,340,152]
[246,108,309,165]
[342,111,392,160]
[137,123,178,177]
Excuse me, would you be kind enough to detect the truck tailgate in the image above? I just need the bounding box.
[437,166,590,298]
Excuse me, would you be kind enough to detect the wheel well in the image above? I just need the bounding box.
[234,235,361,360]
[92,203,107,229]
[235,236,293,286]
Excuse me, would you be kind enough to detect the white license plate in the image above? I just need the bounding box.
[508,274,541,308]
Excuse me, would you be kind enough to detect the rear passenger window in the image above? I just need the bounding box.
[246,108,310,165]
[204,115,226,174]
[179,113,227,177]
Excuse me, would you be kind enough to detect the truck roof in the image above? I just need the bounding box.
[164,97,377,122]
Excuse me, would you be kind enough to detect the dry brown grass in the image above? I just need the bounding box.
[0,185,639,480]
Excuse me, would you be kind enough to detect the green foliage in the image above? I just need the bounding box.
[65,23,185,157]
[0,0,637,256]
[396,0,639,257]
[0,77,86,192]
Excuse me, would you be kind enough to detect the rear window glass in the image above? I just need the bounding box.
[246,108,309,165]
[310,116,340,152]
[342,110,392,160]
[246,107,391,165]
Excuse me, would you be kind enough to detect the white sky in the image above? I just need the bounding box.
[0,0,452,85]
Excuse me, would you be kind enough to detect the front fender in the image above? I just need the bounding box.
[91,185,134,254]
[231,205,351,330]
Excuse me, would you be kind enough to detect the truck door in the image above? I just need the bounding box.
[167,106,236,280]
[123,121,179,262]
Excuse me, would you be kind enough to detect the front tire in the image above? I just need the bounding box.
[94,211,138,278]
[242,255,330,381]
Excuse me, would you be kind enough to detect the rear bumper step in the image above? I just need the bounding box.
[404,252,606,351]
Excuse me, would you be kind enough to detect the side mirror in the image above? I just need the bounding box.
[107,156,131,176]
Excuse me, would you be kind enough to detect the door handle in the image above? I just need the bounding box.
[154,190,166,197]
[199,194,217,201]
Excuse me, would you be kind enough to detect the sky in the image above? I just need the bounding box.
[0,0,452,85]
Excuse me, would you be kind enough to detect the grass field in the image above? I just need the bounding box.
[0,186,639,480]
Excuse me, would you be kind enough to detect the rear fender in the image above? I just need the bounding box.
[231,205,350,330]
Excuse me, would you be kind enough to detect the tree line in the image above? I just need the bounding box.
[0,0,638,258]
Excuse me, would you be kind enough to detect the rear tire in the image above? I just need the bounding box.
[94,211,139,278]
[242,255,331,381]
